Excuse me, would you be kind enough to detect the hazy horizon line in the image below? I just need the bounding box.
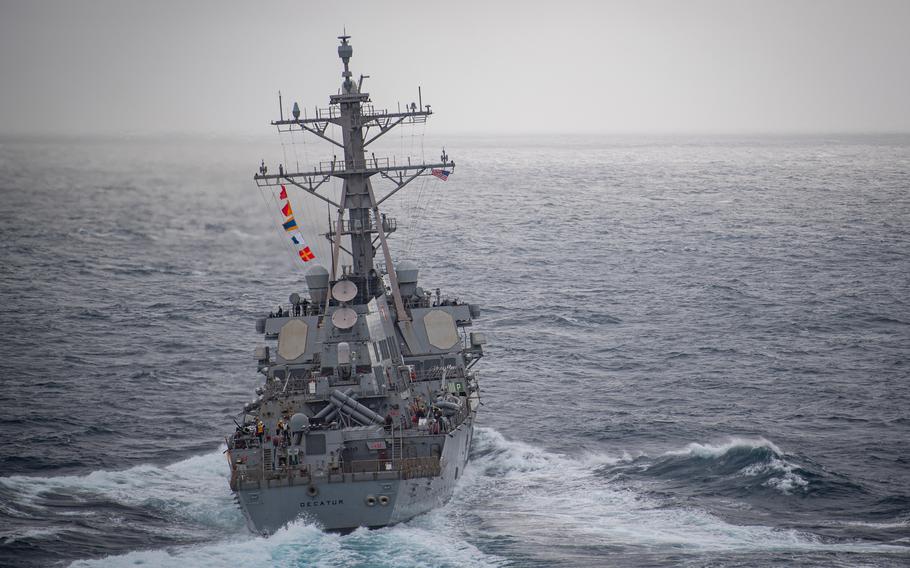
[3,129,910,142]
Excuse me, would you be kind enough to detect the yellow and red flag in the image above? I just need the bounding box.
[299,247,315,262]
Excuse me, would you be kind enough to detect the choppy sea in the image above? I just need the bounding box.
[0,133,908,567]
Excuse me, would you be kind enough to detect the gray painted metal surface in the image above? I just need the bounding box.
[226,34,483,534]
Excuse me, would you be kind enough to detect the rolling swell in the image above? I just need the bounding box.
[446,429,906,566]
[0,450,241,567]
[597,437,910,551]
[633,438,824,496]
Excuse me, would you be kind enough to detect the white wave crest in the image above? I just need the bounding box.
[650,436,813,495]
[661,437,784,459]
[739,455,810,495]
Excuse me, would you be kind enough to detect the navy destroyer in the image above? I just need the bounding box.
[225,35,484,533]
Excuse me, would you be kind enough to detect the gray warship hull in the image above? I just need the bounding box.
[236,418,473,533]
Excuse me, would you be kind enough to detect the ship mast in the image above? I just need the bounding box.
[254,34,454,324]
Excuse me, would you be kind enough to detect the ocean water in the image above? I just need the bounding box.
[0,133,908,567]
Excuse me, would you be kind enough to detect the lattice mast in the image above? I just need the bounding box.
[254,34,454,322]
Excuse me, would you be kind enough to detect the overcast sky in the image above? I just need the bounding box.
[1,0,909,136]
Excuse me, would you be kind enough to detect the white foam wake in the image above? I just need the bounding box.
[0,448,242,530]
[67,518,503,568]
[454,428,903,555]
[3,430,904,566]
[2,446,505,567]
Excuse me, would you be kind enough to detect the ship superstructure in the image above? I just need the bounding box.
[225,35,484,533]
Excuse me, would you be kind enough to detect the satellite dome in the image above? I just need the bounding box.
[289,413,309,432]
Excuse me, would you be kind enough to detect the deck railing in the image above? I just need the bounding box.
[231,454,442,490]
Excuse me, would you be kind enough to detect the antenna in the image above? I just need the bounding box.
[279,91,283,122]
[327,201,334,270]
[253,36,456,323]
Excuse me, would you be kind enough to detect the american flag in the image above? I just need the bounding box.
[431,168,450,181]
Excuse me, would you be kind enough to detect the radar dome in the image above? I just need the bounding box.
[289,413,309,432]
[305,264,329,304]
